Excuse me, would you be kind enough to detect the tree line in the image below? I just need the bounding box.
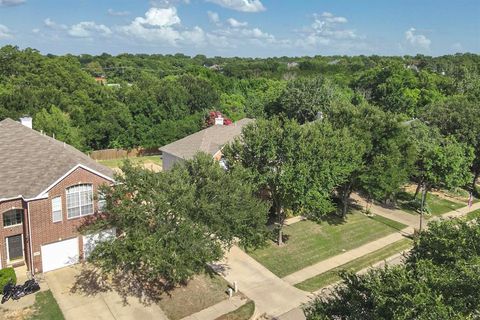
[0,45,478,153]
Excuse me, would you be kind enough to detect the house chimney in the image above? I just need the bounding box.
[19,116,33,129]
[215,116,224,126]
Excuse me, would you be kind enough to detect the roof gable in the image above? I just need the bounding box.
[0,118,114,199]
[160,118,254,160]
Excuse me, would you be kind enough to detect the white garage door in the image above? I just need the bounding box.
[83,228,116,259]
[41,238,79,272]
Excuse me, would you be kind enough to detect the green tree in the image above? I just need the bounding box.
[34,105,85,150]
[224,118,359,244]
[304,219,480,320]
[270,76,348,124]
[410,121,474,228]
[82,154,268,289]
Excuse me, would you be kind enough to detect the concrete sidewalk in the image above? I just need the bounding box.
[282,227,413,285]
[181,295,248,320]
[351,193,420,228]
[211,246,310,319]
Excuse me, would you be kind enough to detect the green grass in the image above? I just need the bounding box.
[97,155,162,169]
[28,290,64,320]
[247,212,407,278]
[158,273,231,320]
[295,238,413,292]
[466,209,480,221]
[398,192,465,216]
[215,301,255,320]
[369,214,407,231]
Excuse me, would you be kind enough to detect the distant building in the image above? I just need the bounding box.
[287,62,299,69]
[94,76,107,85]
[159,118,254,170]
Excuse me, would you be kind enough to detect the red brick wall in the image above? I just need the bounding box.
[28,167,112,273]
[0,199,27,269]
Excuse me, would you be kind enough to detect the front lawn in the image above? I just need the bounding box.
[466,209,480,221]
[295,238,413,292]
[97,155,162,170]
[158,272,232,320]
[29,290,64,320]
[397,192,465,216]
[247,212,407,278]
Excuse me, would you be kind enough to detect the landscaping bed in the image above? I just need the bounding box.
[248,212,407,278]
[158,273,232,320]
[295,238,413,292]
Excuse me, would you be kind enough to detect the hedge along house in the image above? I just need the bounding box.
[0,118,115,273]
[160,117,254,170]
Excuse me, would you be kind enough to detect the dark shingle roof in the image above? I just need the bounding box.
[159,118,254,160]
[0,118,114,200]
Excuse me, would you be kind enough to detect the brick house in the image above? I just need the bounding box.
[160,117,254,170]
[0,118,115,273]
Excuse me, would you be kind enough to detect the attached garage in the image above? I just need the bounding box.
[83,228,116,259]
[41,238,79,273]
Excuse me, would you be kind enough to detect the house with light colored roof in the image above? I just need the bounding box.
[159,118,254,170]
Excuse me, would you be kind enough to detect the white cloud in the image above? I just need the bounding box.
[0,24,12,39]
[44,18,67,30]
[207,0,265,13]
[405,27,431,50]
[32,28,40,34]
[150,0,190,8]
[226,18,247,28]
[320,12,347,24]
[134,7,181,27]
[296,12,364,51]
[207,11,221,25]
[0,0,25,7]
[68,21,112,38]
[107,9,130,16]
[119,7,192,45]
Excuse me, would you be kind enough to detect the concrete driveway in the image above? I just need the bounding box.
[45,266,168,320]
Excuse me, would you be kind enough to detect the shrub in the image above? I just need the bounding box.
[0,267,16,291]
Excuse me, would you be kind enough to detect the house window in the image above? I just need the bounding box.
[66,184,93,219]
[3,209,23,227]
[52,196,63,222]
[97,193,106,212]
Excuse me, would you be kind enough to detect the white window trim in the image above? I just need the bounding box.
[6,234,24,264]
[52,196,63,223]
[66,184,94,220]
[97,192,106,213]
[3,209,23,229]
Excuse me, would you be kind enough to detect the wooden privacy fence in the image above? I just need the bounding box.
[89,147,161,160]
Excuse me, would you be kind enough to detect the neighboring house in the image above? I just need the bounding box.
[160,117,254,170]
[0,118,115,273]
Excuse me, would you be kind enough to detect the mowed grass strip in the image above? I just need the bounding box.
[28,290,65,320]
[398,192,465,216]
[466,209,480,221]
[295,238,413,292]
[247,212,407,278]
[215,301,255,320]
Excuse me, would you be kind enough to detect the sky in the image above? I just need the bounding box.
[0,0,479,57]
